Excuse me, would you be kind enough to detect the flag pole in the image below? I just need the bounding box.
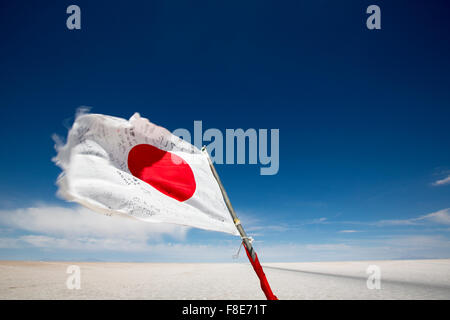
[201,146,278,300]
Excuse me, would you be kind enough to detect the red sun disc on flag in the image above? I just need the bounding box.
[127,144,196,202]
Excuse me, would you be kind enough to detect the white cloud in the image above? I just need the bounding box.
[0,237,21,249]
[0,205,188,239]
[246,225,290,233]
[375,208,450,227]
[418,209,450,225]
[236,211,296,233]
[17,235,164,252]
[375,219,419,226]
[304,243,352,251]
[308,217,328,224]
[2,206,450,261]
[256,235,450,261]
[0,205,189,252]
[432,175,450,186]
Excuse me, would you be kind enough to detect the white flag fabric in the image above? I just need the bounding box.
[53,112,239,235]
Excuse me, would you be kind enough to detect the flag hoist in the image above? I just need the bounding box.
[202,146,278,300]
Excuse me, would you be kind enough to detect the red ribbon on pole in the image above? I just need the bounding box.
[244,244,278,300]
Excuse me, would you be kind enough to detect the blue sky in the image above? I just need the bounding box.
[0,1,449,262]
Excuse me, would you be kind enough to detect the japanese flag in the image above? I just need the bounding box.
[53,112,239,236]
